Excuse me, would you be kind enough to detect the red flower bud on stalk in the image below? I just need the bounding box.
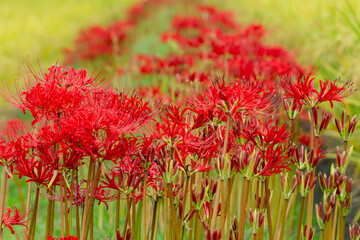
[296,169,317,197]
[280,172,297,200]
[205,177,218,200]
[292,146,326,170]
[302,224,315,240]
[191,179,207,210]
[335,110,357,141]
[283,98,302,120]
[318,172,335,194]
[248,208,265,235]
[313,108,332,137]
[315,193,335,230]
[349,223,360,240]
[341,194,352,217]
[335,174,353,202]
[229,218,239,240]
[336,146,353,174]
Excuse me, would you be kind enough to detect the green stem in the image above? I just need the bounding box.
[163,195,167,240]
[225,177,234,240]
[143,171,148,240]
[27,185,40,240]
[64,175,70,237]
[238,177,250,240]
[265,179,274,240]
[179,175,190,240]
[45,185,55,237]
[167,183,179,239]
[337,202,345,240]
[150,199,159,240]
[332,199,339,240]
[23,182,32,240]
[210,178,222,232]
[320,229,324,240]
[220,179,227,240]
[60,175,65,238]
[251,232,257,240]
[82,161,101,240]
[0,166,8,240]
[69,169,75,236]
[80,160,94,239]
[278,198,289,240]
[295,197,306,240]
[122,196,131,238]
[305,108,316,239]
[115,189,121,234]
[274,195,283,239]
[75,169,80,239]
[131,198,136,239]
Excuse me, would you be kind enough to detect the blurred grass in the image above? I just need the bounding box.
[0,0,135,110]
[219,0,360,81]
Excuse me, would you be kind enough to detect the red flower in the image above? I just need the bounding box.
[1,207,28,234]
[282,76,356,108]
[188,77,278,122]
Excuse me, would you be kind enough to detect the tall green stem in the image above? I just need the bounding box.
[278,199,289,240]
[0,166,8,240]
[27,185,40,240]
[238,177,250,240]
[81,160,101,240]
[265,179,273,240]
[295,197,306,240]
[142,171,148,240]
[179,175,190,240]
[150,199,159,240]
[306,108,315,239]
[69,169,75,236]
[23,182,32,240]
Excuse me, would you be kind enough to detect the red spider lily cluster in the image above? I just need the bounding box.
[0,1,358,240]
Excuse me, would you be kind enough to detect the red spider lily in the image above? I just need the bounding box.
[256,145,290,176]
[3,65,108,125]
[282,76,356,108]
[101,154,157,201]
[0,119,28,141]
[241,119,291,151]
[0,141,16,169]
[188,77,279,122]
[15,156,56,186]
[142,4,305,94]
[1,207,28,234]
[154,106,217,175]
[85,90,157,136]
[48,180,115,209]
[63,20,134,64]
